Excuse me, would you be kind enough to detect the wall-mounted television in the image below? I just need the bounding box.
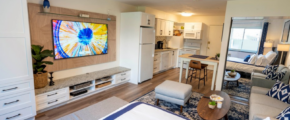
[52,20,108,60]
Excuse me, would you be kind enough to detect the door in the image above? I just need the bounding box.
[160,19,166,36]
[165,21,174,36]
[140,28,155,44]
[207,25,223,57]
[139,44,154,82]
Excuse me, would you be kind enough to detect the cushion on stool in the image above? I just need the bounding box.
[155,80,192,100]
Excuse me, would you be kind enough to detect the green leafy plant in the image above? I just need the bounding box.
[31,45,54,74]
[209,101,216,106]
[216,53,220,57]
[231,69,235,73]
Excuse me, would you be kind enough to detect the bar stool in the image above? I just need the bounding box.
[186,60,208,89]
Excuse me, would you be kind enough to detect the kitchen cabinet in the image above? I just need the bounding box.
[156,18,174,36]
[156,19,166,36]
[184,22,202,30]
[153,50,178,74]
[141,13,155,27]
[165,21,174,36]
[161,52,171,70]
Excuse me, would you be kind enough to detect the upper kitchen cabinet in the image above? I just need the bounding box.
[184,22,203,39]
[156,18,174,36]
[184,22,202,30]
[165,21,174,36]
[156,19,166,36]
[141,13,155,27]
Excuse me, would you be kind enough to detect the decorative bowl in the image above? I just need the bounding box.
[208,104,216,109]
[210,94,224,102]
[228,72,237,77]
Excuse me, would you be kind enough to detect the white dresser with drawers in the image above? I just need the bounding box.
[35,67,131,113]
[0,0,36,119]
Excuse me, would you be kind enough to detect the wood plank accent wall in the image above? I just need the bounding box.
[28,3,116,72]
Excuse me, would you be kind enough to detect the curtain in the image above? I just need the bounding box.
[258,22,269,55]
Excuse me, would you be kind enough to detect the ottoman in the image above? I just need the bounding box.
[155,80,192,112]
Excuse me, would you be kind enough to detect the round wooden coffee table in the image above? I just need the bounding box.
[197,91,231,120]
[224,71,241,88]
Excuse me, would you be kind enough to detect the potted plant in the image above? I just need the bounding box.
[216,53,220,60]
[32,45,54,89]
[228,69,237,77]
[208,101,216,109]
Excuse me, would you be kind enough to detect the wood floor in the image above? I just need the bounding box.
[35,68,247,120]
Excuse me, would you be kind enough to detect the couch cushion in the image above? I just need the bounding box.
[251,86,270,95]
[250,93,290,110]
[265,51,277,65]
[276,106,290,120]
[266,82,290,103]
[249,103,285,120]
[263,65,279,75]
[155,80,192,99]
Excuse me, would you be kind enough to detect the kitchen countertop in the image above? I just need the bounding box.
[35,67,131,95]
[155,48,179,53]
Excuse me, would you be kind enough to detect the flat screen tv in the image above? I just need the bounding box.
[52,20,108,60]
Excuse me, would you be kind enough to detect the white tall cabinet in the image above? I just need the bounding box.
[0,0,36,119]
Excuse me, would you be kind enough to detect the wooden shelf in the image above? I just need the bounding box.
[38,12,115,21]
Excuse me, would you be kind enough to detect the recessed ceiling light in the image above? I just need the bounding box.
[180,12,194,17]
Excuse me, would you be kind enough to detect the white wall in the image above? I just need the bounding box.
[217,0,290,90]
[27,0,137,80]
[138,6,180,22]
[179,16,225,55]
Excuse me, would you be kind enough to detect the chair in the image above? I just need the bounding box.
[186,60,208,89]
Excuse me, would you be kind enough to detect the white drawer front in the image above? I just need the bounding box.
[115,71,130,80]
[115,71,130,84]
[0,92,33,113]
[0,81,33,97]
[36,87,69,103]
[37,95,69,111]
[153,56,160,63]
[153,64,160,73]
[154,53,160,58]
[0,106,33,120]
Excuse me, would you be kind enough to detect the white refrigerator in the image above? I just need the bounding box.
[138,27,155,83]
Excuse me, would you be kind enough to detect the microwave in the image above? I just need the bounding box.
[184,30,201,39]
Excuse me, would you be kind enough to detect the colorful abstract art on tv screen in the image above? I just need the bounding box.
[52,20,108,60]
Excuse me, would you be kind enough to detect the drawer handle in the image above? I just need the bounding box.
[4,100,19,105]
[154,67,157,69]
[154,59,157,61]
[48,100,58,104]
[6,114,21,119]
[121,73,126,76]
[3,87,18,92]
[121,78,126,81]
[47,93,58,97]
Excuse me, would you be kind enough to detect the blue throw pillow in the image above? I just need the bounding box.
[266,71,286,81]
[277,106,290,120]
[243,55,251,62]
[266,82,290,103]
[263,65,279,75]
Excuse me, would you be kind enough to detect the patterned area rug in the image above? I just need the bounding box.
[222,78,252,99]
[133,91,249,120]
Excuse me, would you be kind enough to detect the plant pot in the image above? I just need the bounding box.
[228,72,237,77]
[34,72,48,89]
[208,104,216,109]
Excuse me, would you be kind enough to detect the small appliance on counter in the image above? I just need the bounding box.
[157,41,163,49]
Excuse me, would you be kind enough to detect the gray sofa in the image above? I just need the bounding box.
[250,65,290,120]
[250,86,290,120]
[251,65,290,89]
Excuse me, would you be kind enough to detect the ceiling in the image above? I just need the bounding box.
[114,0,227,16]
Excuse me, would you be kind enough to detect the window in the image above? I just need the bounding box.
[229,28,262,53]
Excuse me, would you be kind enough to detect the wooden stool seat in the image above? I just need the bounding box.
[186,60,208,89]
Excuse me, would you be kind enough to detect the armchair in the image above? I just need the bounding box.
[251,65,290,89]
